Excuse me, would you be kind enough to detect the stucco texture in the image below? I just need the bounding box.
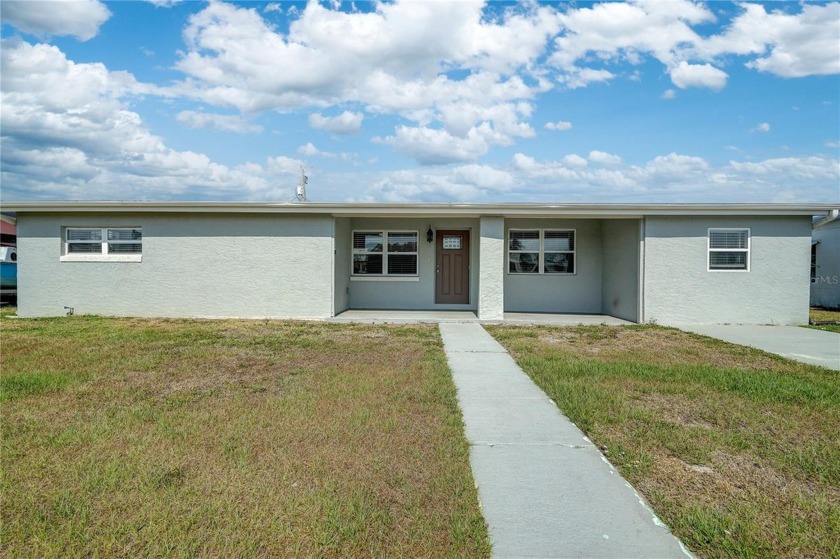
[478,216,504,320]
[601,219,640,322]
[17,213,335,318]
[643,216,812,325]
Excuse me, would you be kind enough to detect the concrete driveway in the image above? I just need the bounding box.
[679,325,840,370]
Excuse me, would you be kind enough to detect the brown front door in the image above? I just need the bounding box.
[436,230,470,304]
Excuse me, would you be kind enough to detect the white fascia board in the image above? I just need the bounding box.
[2,200,837,217]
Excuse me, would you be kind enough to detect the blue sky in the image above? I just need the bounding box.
[1,0,838,203]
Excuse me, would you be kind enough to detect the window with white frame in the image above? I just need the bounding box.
[65,227,142,256]
[508,229,575,274]
[352,231,418,276]
[708,228,749,271]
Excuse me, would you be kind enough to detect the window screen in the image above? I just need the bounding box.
[65,228,142,256]
[353,231,417,275]
[708,229,749,271]
[509,229,575,274]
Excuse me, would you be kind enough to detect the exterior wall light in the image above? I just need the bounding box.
[426,227,434,243]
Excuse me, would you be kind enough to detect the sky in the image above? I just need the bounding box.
[1,0,838,203]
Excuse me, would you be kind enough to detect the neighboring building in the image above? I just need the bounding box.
[4,201,835,325]
[0,213,16,246]
[0,214,17,301]
[811,210,840,309]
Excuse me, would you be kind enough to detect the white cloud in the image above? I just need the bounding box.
[545,121,572,131]
[549,1,838,93]
[4,2,839,201]
[826,141,840,149]
[512,153,538,172]
[728,156,839,181]
[364,170,484,202]
[297,143,320,157]
[452,164,514,191]
[176,110,263,133]
[661,89,676,100]
[145,0,182,7]
[702,3,840,78]
[308,111,364,135]
[645,153,709,176]
[380,125,494,165]
[362,164,514,202]
[266,155,305,176]
[563,154,588,168]
[486,151,709,200]
[551,0,714,69]
[496,152,838,203]
[161,0,837,165]
[171,1,558,161]
[669,61,727,91]
[263,3,282,13]
[589,150,622,166]
[0,40,289,200]
[297,142,338,158]
[1,0,111,41]
[752,122,771,133]
[558,67,615,89]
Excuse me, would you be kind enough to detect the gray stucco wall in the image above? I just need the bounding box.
[643,216,812,325]
[503,219,603,313]
[345,218,479,310]
[17,213,335,318]
[811,219,840,308]
[601,219,640,322]
[333,217,351,314]
[478,216,504,320]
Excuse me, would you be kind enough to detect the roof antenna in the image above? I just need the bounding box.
[295,165,308,202]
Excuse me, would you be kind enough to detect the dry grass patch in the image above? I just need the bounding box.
[487,324,839,559]
[1,315,489,558]
[810,307,840,323]
[808,307,840,333]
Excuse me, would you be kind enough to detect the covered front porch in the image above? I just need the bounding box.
[332,214,643,323]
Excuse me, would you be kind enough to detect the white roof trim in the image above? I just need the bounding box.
[1,201,836,217]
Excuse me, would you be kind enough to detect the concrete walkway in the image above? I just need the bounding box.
[439,323,690,559]
[679,325,840,370]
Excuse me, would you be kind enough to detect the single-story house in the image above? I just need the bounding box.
[811,210,840,309]
[5,201,836,324]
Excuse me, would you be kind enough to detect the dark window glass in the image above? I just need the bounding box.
[353,254,383,275]
[545,253,574,274]
[509,252,539,273]
[387,254,417,275]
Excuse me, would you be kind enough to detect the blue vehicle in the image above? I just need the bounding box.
[0,247,17,298]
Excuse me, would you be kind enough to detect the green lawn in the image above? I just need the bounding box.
[808,307,840,333]
[1,314,489,558]
[487,324,840,559]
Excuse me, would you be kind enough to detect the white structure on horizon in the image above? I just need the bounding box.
[294,166,308,202]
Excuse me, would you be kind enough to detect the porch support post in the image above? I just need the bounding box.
[478,216,505,320]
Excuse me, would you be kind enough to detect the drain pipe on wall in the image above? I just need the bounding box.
[813,208,839,229]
